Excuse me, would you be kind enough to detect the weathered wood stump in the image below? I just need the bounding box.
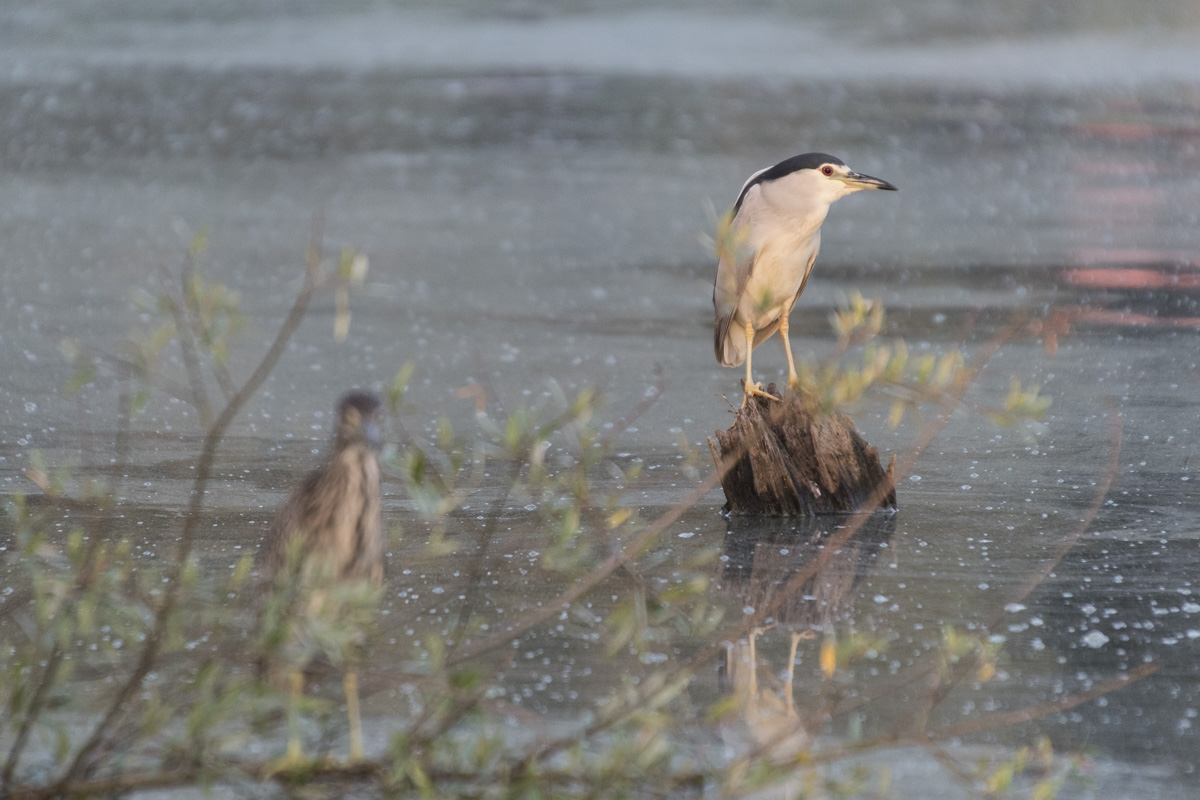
[708,384,897,515]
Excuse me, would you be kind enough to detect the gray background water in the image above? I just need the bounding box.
[1,1,1199,796]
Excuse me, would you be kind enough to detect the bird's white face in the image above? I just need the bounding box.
[772,161,898,211]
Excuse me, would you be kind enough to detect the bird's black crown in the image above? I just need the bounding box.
[733,152,846,215]
[338,390,383,418]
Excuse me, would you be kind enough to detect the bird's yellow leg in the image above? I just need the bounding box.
[344,669,364,762]
[747,627,760,700]
[779,313,799,389]
[262,670,310,778]
[741,321,777,406]
[746,625,774,698]
[785,631,801,718]
[286,669,304,762]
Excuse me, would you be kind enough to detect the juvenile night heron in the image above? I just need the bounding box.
[259,390,385,767]
[713,153,897,402]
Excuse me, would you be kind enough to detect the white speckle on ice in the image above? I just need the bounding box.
[1004,603,1026,613]
[1081,630,1109,648]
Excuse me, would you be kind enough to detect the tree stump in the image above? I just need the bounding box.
[707,385,897,515]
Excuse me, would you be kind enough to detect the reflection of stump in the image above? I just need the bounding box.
[716,514,897,632]
[708,386,897,515]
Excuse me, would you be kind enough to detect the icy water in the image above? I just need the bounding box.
[2,2,1199,796]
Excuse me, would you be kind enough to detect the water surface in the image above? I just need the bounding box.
[1,2,1198,796]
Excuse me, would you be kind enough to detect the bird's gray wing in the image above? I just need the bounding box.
[260,468,323,578]
[789,247,819,312]
[712,212,755,364]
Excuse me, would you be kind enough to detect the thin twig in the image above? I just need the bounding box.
[917,737,977,788]
[986,406,1124,630]
[442,459,521,663]
[596,364,665,451]
[930,661,1159,740]
[113,362,132,495]
[94,351,194,407]
[160,254,213,429]
[211,363,238,403]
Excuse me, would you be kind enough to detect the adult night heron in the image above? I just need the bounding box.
[259,390,384,766]
[713,153,897,402]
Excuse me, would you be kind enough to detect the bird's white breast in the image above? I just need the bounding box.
[735,178,829,328]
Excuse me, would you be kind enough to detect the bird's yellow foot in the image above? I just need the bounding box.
[740,380,778,406]
[261,740,322,780]
[339,745,366,767]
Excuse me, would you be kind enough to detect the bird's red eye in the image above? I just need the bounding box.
[821,165,834,176]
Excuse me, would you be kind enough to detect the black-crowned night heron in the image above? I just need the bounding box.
[712,153,897,402]
[259,390,384,767]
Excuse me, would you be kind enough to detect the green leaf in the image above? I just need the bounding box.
[407,758,434,798]
[54,725,71,764]
[189,228,210,259]
[130,389,150,416]
[389,362,416,412]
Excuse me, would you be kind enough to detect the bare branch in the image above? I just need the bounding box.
[211,362,238,402]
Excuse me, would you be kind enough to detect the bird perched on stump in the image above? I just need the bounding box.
[258,389,385,768]
[713,153,897,404]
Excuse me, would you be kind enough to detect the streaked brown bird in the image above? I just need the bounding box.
[258,389,384,767]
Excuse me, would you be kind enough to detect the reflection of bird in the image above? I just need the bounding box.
[723,627,811,765]
[713,153,897,402]
[715,515,896,765]
[259,390,385,767]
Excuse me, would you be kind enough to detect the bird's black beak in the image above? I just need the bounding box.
[841,171,898,191]
[362,418,383,451]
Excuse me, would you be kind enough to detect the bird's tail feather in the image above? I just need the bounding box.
[716,319,747,367]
